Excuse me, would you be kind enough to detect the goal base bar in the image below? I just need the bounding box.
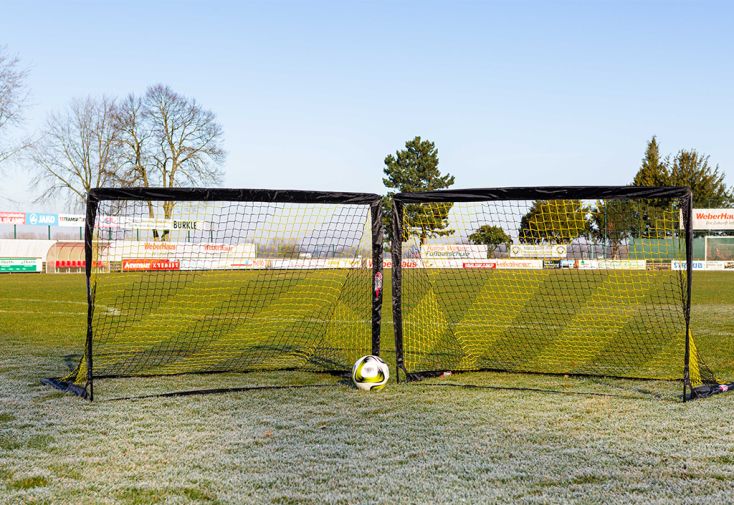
[41,378,88,399]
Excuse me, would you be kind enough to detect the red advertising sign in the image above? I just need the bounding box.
[463,261,497,269]
[0,212,25,225]
[122,259,180,271]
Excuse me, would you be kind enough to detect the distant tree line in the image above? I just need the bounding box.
[634,136,731,207]
[511,137,732,252]
[382,134,732,257]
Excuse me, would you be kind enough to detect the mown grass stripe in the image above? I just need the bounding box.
[145,269,361,375]
[520,270,658,375]
[454,270,606,372]
[589,273,688,380]
[90,271,266,375]
[451,270,550,370]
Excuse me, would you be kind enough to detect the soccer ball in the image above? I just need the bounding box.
[352,355,389,391]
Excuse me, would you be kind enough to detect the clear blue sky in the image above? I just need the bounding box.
[2,0,733,211]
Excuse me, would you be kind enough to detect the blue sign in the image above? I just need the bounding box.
[26,212,58,226]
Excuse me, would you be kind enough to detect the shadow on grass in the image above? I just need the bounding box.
[107,383,345,402]
[408,381,664,401]
[63,353,81,372]
[401,370,683,402]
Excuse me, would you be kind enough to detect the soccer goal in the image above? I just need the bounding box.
[391,186,728,401]
[44,188,383,400]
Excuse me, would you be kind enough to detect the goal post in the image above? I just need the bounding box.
[44,187,383,400]
[391,186,727,400]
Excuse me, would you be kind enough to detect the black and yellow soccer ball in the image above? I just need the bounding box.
[351,355,389,391]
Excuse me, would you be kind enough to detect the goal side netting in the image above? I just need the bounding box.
[391,186,725,400]
[44,188,383,399]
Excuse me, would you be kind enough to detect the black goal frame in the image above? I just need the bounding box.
[391,186,695,401]
[44,187,384,401]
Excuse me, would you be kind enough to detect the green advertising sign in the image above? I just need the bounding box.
[0,258,42,272]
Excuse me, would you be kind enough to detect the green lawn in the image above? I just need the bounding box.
[1,271,734,503]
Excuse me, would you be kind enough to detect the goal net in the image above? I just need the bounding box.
[391,186,724,400]
[45,188,383,399]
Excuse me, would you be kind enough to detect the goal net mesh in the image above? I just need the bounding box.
[392,188,719,393]
[57,190,381,396]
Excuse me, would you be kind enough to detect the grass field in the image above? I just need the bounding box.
[2,271,734,503]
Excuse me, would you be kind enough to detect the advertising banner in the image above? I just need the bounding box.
[1,212,209,230]
[126,217,174,230]
[96,216,169,229]
[462,259,543,270]
[671,260,734,271]
[0,257,43,272]
[688,209,734,230]
[104,241,256,262]
[422,259,463,268]
[270,259,331,270]
[58,214,85,227]
[576,259,646,270]
[542,259,576,269]
[597,259,647,270]
[421,244,487,259]
[122,259,180,271]
[510,244,567,258]
[172,220,211,231]
[577,260,598,270]
[462,261,497,269]
[381,259,422,269]
[26,212,58,226]
[671,260,705,271]
[267,258,366,270]
[383,258,544,269]
[192,258,272,270]
[123,217,213,231]
[179,259,253,270]
[705,261,734,271]
[0,212,25,225]
[97,215,120,228]
[96,216,212,231]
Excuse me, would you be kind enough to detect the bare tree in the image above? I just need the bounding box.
[113,85,225,192]
[113,84,225,239]
[112,93,158,221]
[0,47,30,166]
[114,93,153,185]
[31,96,121,208]
[144,84,225,191]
